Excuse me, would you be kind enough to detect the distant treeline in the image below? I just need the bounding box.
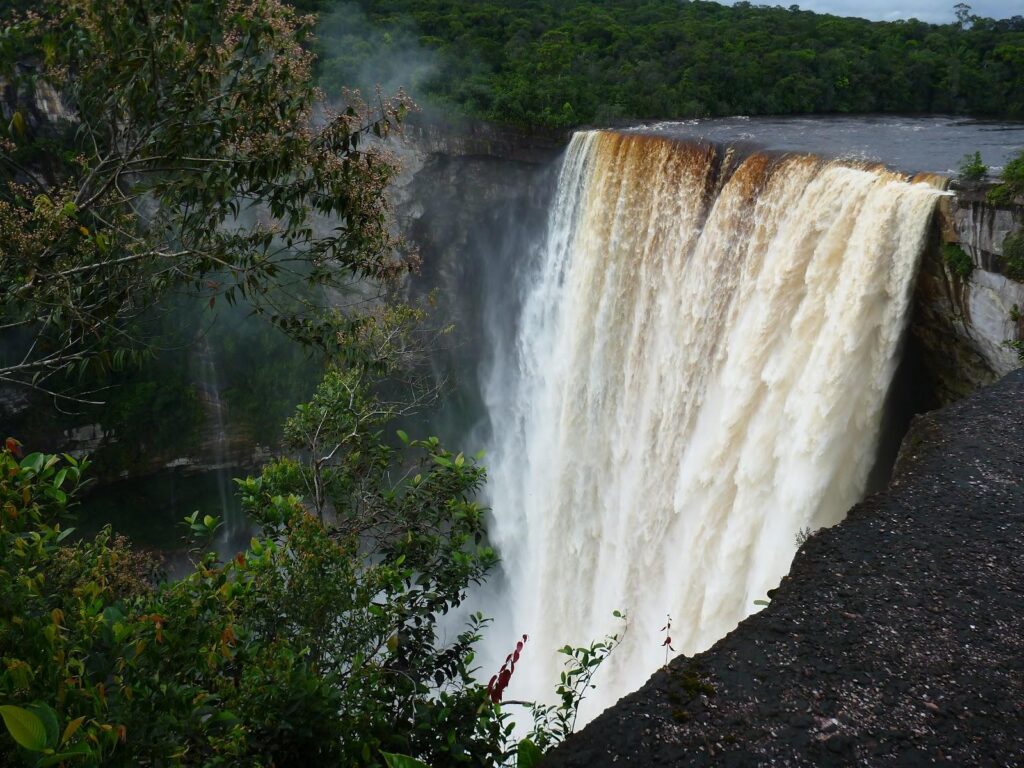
[297,0,1024,127]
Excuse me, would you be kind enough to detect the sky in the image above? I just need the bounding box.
[720,1,1021,23]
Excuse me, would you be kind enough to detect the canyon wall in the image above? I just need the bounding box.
[912,187,1024,402]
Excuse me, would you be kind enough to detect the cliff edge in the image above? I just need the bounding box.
[544,368,1024,767]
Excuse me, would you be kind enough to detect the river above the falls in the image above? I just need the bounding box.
[628,115,1024,174]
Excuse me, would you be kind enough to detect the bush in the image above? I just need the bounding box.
[987,150,1024,205]
[1,358,619,767]
[0,428,502,767]
[1003,231,1024,281]
[958,151,987,182]
[943,243,974,279]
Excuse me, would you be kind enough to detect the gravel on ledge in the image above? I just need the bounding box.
[543,368,1024,767]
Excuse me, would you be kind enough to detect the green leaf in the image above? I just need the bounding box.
[9,110,25,139]
[0,705,48,752]
[517,738,544,768]
[20,452,45,474]
[28,703,59,749]
[36,743,92,766]
[381,752,431,768]
[396,429,409,444]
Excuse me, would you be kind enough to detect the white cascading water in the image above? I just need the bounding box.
[484,130,944,719]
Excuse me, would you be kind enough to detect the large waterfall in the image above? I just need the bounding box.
[484,130,944,717]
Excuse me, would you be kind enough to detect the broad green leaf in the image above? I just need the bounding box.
[28,702,59,749]
[36,743,91,767]
[20,452,45,474]
[0,705,48,751]
[517,738,544,768]
[381,752,431,768]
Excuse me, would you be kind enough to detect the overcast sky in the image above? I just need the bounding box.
[720,1,1020,23]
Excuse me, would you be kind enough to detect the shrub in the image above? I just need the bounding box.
[1003,231,1024,282]
[987,150,1024,205]
[958,151,987,182]
[943,243,974,279]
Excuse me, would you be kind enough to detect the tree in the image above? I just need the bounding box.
[955,3,973,29]
[0,399,503,766]
[0,0,413,403]
[958,150,987,181]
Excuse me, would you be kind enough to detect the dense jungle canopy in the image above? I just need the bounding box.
[302,0,1024,127]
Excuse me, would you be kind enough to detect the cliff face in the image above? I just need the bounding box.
[388,118,564,442]
[0,118,564,478]
[911,189,1024,402]
[542,367,1024,767]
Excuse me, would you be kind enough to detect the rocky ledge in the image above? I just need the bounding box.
[544,369,1024,767]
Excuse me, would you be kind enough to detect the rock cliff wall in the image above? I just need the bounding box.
[912,187,1024,402]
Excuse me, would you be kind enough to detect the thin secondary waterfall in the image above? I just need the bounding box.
[194,335,242,542]
[484,130,944,717]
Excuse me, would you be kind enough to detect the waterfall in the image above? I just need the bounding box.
[484,130,944,718]
[194,334,241,542]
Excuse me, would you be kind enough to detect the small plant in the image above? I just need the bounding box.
[987,149,1024,205]
[659,614,675,665]
[524,611,626,754]
[795,526,814,546]
[958,151,987,182]
[0,704,97,766]
[943,243,974,279]
[1003,231,1024,282]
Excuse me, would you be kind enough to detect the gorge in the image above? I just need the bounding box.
[8,110,1023,750]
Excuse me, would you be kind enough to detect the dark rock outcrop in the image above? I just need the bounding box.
[544,368,1024,767]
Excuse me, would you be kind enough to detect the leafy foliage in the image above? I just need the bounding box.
[0,412,501,766]
[987,149,1024,205]
[0,0,413,400]
[1003,230,1024,281]
[525,615,625,753]
[958,151,987,181]
[943,243,974,278]
[307,0,1024,128]
[1,367,619,766]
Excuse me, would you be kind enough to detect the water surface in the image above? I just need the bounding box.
[631,115,1024,174]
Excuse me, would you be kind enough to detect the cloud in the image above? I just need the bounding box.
[720,0,1020,23]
